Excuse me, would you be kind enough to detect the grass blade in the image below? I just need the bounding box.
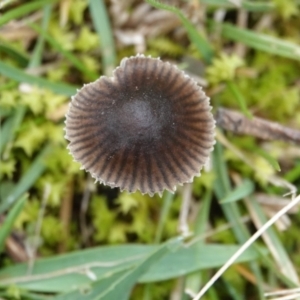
[0,194,27,252]
[89,0,116,75]
[0,0,58,27]
[0,145,51,214]
[0,61,77,96]
[220,179,254,204]
[0,42,29,67]
[255,148,281,172]
[99,239,181,300]
[185,190,212,294]
[28,4,52,69]
[53,269,131,300]
[0,106,26,156]
[227,80,252,119]
[154,191,174,243]
[222,23,300,61]
[29,23,98,81]
[146,0,213,63]
[0,241,264,292]
[245,197,299,284]
[201,0,274,11]
[213,142,265,299]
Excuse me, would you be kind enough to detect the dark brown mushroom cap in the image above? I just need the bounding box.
[65,55,215,195]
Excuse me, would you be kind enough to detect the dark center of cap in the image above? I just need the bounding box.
[105,93,174,150]
[122,100,156,132]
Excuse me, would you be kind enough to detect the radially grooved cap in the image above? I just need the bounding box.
[65,54,215,196]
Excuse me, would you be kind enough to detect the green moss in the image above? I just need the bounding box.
[206,54,244,85]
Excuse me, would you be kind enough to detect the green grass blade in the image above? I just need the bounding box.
[201,0,274,11]
[0,42,29,67]
[0,81,18,93]
[0,106,26,156]
[227,81,253,119]
[213,142,265,299]
[0,244,156,292]
[0,61,77,96]
[154,191,174,243]
[55,240,180,300]
[194,189,212,237]
[140,242,265,283]
[255,148,281,172]
[0,0,58,27]
[0,194,27,252]
[28,4,52,69]
[0,145,51,214]
[53,269,131,300]
[222,23,300,61]
[146,0,213,63]
[0,106,14,119]
[29,23,98,81]
[11,291,50,300]
[89,0,116,75]
[99,239,181,300]
[220,179,254,204]
[0,241,264,292]
[284,163,300,182]
[185,190,212,294]
[241,1,274,12]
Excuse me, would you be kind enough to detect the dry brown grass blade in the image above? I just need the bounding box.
[192,193,300,300]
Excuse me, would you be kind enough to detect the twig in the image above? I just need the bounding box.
[216,108,300,144]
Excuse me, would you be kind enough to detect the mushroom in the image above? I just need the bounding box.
[65,54,215,196]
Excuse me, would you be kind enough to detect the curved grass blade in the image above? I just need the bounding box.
[0,145,51,214]
[0,0,58,27]
[0,241,264,292]
[99,239,181,300]
[0,106,26,156]
[154,191,174,243]
[28,4,52,69]
[213,142,265,299]
[227,80,252,119]
[0,62,77,96]
[0,194,27,253]
[201,0,274,12]
[53,269,131,300]
[0,42,29,67]
[89,0,116,75]
[29,23,98,81]
[222,23,300,61]
[220,179,254,204]
[284,163,300,183]
[255,148,281,172]
[146,0,213,63]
